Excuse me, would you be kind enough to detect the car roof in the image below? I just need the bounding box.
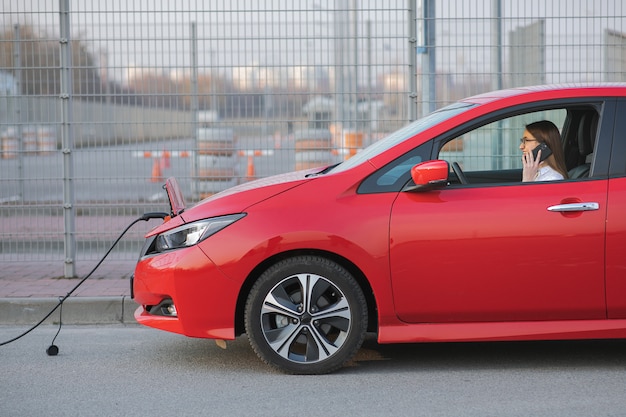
[461,83,626,105]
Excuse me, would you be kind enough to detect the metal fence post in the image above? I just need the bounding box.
[491,0,503,170]
[12,25,25,201]
[421,0,436,116]
[408,0,418,122]
[190,22,199,199]
[59,0,76,278]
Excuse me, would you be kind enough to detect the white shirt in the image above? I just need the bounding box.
[535,165,564,181]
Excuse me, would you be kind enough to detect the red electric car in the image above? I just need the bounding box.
[133,84,626,374]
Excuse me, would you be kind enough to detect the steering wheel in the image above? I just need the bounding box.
[452,162,468,185]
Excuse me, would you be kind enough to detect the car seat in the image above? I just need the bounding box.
[568,113,597,179]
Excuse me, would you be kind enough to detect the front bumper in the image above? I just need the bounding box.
[132,245,240,340]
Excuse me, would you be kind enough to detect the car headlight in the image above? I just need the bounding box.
[154,213,245,252]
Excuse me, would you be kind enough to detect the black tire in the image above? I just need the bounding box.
[244,255,368,374]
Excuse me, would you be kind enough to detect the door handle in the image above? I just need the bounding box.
[547,202,599,212]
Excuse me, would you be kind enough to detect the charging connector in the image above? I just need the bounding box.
[141,212,169,221]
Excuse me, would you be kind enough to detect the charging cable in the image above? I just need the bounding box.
[0,212,168,352]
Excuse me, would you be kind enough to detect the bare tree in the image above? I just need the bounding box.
[0,25,102,99]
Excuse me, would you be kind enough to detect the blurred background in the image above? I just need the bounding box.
[1,0,625,277]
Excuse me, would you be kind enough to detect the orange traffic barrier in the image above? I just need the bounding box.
[342,131,364,159]
[1,136,17,159]
[196,128,238,198]
[294,129,335,170]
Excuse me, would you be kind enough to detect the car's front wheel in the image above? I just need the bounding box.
[244,255,368,374]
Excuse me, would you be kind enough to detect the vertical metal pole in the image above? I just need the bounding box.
[190,22,199,199]
[367,20,373,136]
[210,49,218,115]
[334,2,346,134]
[352,0,358,131]
[408,0,418,122]
[491,0,503,91]
[13,25,24,201]
[421,0,436,116]
[491,0,503,169]
[59,0,76,278]
[263,85,270,136]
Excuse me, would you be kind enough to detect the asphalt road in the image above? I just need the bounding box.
[2,325,626,416]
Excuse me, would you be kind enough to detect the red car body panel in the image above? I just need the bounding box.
[378,319,626,344]
[133,84,626,345]
[134,246,241,339]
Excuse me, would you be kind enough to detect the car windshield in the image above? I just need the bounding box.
[329,101,475,173]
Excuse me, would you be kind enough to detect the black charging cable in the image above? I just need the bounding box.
[0,212,168,353]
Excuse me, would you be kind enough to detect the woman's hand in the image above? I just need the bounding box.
[522,149,541,182]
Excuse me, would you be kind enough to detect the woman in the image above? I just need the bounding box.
[520,120,568,182]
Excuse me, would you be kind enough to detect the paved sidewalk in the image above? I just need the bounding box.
[0,260,135,298]
[0,259,138,325]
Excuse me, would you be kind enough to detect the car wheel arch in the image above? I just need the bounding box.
[234,249,378,336]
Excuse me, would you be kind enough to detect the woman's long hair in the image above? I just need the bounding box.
[526,120,569,179]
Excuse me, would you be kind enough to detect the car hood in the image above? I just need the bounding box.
[198,168,318,212]
[146,168,320,237]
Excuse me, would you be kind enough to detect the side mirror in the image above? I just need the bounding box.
[405,160,449,192]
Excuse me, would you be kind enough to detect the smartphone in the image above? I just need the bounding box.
[532,142,552,162]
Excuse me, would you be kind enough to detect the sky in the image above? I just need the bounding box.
[3,0,625,86]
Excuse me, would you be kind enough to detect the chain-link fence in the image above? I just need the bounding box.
[1,0,625,277]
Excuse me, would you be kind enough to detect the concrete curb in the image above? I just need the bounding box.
[0,297,138,325]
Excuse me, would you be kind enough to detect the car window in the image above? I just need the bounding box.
[358,102,603,194]
[376,155,424,186]
[332,102,474,175]
[439,109,567,185]
[358,143,430,193]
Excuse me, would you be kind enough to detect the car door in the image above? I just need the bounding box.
[390,181,607,323]
[389,106,610,324]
